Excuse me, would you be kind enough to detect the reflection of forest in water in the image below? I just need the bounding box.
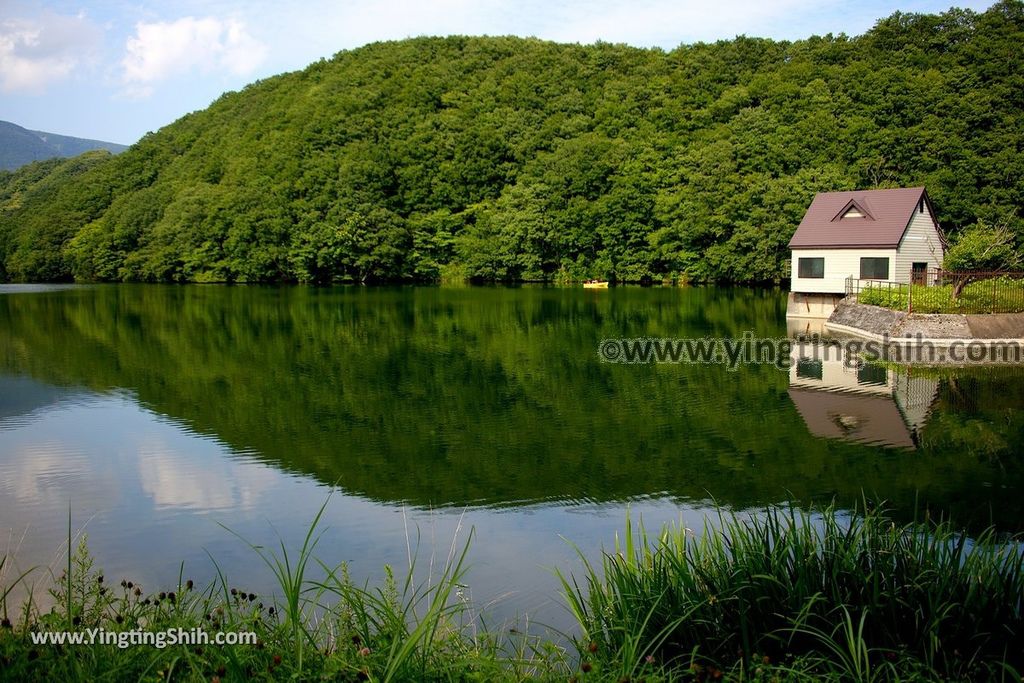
[1,285,1023,529]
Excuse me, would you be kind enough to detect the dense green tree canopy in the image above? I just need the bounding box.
[944,219,1023,271]
[1,1,1022,284]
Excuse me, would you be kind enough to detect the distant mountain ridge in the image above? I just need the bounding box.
[0,120,128,171]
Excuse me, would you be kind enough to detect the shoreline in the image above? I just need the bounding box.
[3,503,1022,681]
[786,300,1024,362]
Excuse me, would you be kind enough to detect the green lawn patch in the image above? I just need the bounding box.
[859,277,1024,314]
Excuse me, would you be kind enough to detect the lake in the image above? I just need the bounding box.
[1,284,1023,631]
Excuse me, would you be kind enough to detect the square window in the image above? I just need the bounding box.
[857,363,888,387]
[860,257,889,280]
[798,257,824,279]
[796,358,823,380]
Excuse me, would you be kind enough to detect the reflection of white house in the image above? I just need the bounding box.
[788,342,938,450]
[787,187,945,317]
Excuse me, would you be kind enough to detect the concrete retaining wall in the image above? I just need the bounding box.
[786,292,844,319]
[824,300,1024,346]
[827,300,907,337]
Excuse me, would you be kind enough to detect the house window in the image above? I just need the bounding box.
[860,257,890,280]
[796,358,823,380]
[798,257,824,279]
[843,207,865,219]
[857,363,888,387]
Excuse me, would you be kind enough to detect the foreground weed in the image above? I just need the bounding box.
[563,503,1024,681]
[220,497,331,674]
[3,501,1024,682]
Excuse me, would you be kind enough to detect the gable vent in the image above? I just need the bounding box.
[832,198,874,222]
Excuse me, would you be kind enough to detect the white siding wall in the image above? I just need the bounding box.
[790,248,897,294]
[895,204,944,281]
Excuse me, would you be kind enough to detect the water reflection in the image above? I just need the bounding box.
[786,316,828,339]
[787,342,938,450]
[0,285,1023,623]
[0,375,90,430]
[0,376,713,631]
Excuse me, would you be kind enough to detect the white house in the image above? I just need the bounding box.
[787,187,945,316]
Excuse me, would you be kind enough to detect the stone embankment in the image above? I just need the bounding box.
[826,299,1024,343]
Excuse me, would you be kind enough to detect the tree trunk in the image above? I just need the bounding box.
[951,274,972,300]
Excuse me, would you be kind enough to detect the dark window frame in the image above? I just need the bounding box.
[860,257,890,280]
[857,363,888,387]
[798,257,825,279]
[796,358,823,380]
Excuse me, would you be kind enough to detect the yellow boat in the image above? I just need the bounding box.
[583,280,609,289]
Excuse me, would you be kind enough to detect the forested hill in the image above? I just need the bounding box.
[1,2,1021,284]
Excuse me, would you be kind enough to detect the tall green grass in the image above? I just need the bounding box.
[561,504,1024,680]
[0,510,566,682]
[3,503,1024,681]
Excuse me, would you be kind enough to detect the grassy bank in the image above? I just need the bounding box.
[2,504,1023,681]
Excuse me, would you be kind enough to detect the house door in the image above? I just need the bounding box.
[911,262,928,285]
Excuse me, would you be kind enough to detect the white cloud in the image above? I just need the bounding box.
[0,11,101,93]
[136,435,278,512]
[121,16,267,96]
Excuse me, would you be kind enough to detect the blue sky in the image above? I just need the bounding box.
[0,0,996,145]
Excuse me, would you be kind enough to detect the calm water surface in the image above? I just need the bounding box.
[1,285,1022,629]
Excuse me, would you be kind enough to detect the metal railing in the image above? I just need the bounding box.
[845,276,909,309]
[846,270,1024,314]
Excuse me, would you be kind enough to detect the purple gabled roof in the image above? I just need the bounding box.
[789,187,937,249]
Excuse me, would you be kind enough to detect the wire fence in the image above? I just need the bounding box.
[846,270,1024,314]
